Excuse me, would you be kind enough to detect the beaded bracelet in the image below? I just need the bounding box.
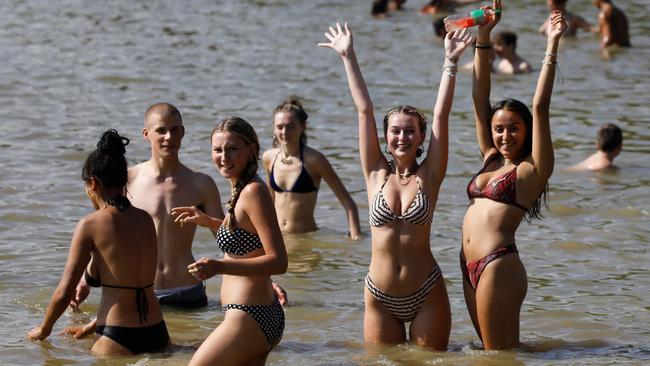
[542,60,557,66]
[442,64,457,76]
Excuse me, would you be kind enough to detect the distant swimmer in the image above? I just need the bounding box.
[493,31,532,74]
[593,0,631,49]
[539,0,597,38]
[566,123,623,172]
[421,0,483,15]
[371,0,407,18]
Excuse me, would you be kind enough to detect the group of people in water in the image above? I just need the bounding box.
[385,0,631,68]
[26,0,625,364]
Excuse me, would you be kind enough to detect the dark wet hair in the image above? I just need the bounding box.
[82,129,131,211]
[597,123,622,153]
[211,117,260,231]
[433,17,447,39]
[383,105,427,158]
[272,97,309,148]
[371,0,388,15]
[490,99,547,222]
[496,31,518,50]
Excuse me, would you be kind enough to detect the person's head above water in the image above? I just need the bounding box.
[272,97,308,148]
[82,129,130,210]
[596,123,623,155]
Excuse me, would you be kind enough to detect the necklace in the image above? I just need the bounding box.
[399,171,413,186]
[280,153,294,165]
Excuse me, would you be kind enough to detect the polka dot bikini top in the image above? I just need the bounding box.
[216,225,263,256]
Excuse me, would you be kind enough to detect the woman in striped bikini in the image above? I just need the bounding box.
[320,23,474,349]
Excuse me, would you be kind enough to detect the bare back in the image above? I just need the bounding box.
[86,205,162,327]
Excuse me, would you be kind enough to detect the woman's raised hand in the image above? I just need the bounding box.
[317,22,353,57]
[547,10,567,40]
[445,28,476,60]
[477,0,502,36]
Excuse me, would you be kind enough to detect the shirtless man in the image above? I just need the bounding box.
[592,0,630,49]
[70,103,222,309]
[566,123,623,172]
[493,31,532,74]
[539,0,597,38]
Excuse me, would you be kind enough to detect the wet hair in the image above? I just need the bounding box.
[552,0,568,5]
[383,105,427,158]
[490,99,547,222]
[371,0,388,15]
[211,117,260,231]
[272,97,309,148]
[82,129,131,211]
[495,31,518,51]
[144,102,182,126]
[433,17,447,39]
[596,123,623,153]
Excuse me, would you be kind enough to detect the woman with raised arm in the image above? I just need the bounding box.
[462,0,566,350]
[174,117,287,366]
[262,97,361,239]
[319,23,474,349]
[27,130,169,355]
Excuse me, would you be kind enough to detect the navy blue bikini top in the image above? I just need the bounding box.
[216,225,263,256]
[269,143,318,194]
[84,270,152,325]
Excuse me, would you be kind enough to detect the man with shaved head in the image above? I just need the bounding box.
[71,103,223,309]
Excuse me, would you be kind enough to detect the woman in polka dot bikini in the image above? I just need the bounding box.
[172,117,288,365]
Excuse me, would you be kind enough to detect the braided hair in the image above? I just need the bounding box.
[272,96,309,148]
[82,129,131,211]
[212,117,260,231]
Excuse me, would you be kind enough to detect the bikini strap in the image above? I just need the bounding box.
[101,283,153,325]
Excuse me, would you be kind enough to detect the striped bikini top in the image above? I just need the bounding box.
[369,174,433,227]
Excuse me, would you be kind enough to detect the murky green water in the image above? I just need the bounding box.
[1,1,649,365]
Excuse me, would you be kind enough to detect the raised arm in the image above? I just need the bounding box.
[472,0,502,156]
[318,22,384,179]
[315,153,361,240]
[425,28,475,184]
[27,219,93,340]
[531,11,566,180]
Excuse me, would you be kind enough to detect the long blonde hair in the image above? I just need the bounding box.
[211,117,260,231]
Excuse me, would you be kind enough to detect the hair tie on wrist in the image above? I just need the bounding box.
[446,55,459,63]
[475,43,492,49]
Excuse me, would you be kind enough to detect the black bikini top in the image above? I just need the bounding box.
[84,270,153,325]
[216,225,263,256]
[269,142,318,194]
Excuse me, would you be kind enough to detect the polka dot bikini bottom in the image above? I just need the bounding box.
[222,296,285,347]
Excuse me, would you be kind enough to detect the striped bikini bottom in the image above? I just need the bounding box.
[365,264,441,323]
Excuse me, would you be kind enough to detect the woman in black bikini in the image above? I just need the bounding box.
[174,117,287,365]
[320,23,473,349]
[261,97,361,238]
[461,0,566,349]
[27,130,168,355]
